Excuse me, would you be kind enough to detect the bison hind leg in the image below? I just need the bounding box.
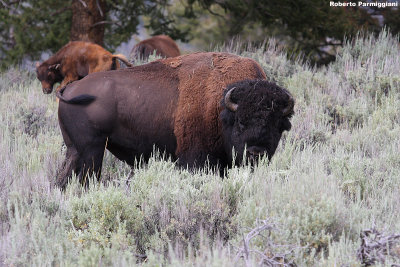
[56,142,106,190]
[56,146,80,190]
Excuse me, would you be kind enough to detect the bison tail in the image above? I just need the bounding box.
[112,54,133,68]
[56,87,96,105]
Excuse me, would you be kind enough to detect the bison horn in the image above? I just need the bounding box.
[282,94,294,116]
[35,61,40,68]
[48,64,60,70]
[224,87,238,112]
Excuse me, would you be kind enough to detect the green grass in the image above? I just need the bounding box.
[1,29,400,266]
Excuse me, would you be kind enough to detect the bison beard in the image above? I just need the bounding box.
[55,52,294,189]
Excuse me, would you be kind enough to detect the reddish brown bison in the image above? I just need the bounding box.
[36,41,132,94]
[130,35,180,61]
[56,52,294,189]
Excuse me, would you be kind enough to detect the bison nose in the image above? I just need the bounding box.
[246,146,267,163]
[43,88,52,94]
[246,146,267,156]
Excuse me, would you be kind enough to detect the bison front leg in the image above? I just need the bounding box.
[177,150,224,173]
[78,144,105,188]
[55,75,79,92]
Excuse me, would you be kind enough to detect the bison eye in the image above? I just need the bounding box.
[238,121,246,131]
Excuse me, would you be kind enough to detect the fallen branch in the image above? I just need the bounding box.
[357,228,400,266]
[234,219,298,266]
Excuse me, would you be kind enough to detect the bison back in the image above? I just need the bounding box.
[130,35,180,61]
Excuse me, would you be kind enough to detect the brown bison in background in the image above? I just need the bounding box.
[35,41,132,94]
[130,35,180,61]
[56,52,294,189]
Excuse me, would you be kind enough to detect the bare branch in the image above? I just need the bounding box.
[204,6,225,18]
[245,220,275,241]
[96,0,103,17]
[50,7,71,16]
[90,20,121,29]
[0,0,19,10]
[234,219,298,266]
[0,0,8,8]
[77,0,87,8]
[242,233,251,267]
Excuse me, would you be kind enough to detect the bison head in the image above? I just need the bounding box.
[35,62,62,94]
[220,80,294,165]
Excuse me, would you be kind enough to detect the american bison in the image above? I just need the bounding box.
[56,52,294,189]
[130,35,180,61]
[36,41,132,94]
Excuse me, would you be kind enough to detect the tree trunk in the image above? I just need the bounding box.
[70,0,107,45]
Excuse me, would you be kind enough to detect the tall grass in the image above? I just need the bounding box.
[0,29,399,266]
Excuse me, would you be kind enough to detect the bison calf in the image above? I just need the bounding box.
[56,52,294,189]
[130,35,180,61]
[36,41,132,94]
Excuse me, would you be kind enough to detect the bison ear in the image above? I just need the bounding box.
[48,64,60,70]
[35,61,40,69]
[282,94,295,116]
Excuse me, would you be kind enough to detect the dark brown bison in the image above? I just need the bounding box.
[36,41,132,94]
[55,52,294,189]
[130,35,180,61]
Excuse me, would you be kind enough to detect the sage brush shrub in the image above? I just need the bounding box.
[66,158,238,260]
[68,185,149,254]
[1,29,400,266]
